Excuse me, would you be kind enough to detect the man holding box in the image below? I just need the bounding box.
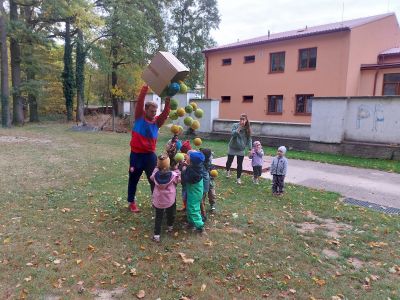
[127,85,170,213]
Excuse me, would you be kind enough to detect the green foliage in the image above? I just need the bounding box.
[165,0,220,89]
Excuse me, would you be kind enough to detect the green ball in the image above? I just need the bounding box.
[184,105,193,114]
[179,82,188,94]
[184,116,193,126]
[194,108,204,118]
[169,110,178,120]
[174,152,184,162]
[170,99,179,110]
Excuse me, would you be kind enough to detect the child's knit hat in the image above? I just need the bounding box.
[157,154,170,170]
[189,151,205,165]
[180,140,192,153]
[278,146,287,154]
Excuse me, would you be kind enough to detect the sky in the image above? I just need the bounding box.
[211,0,400,46]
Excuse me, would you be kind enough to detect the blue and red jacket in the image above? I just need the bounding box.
[130,85,170,153]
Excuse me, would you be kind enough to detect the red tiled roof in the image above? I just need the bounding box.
[204,13,395,53]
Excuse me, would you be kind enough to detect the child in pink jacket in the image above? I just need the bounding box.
[150,154,181,242]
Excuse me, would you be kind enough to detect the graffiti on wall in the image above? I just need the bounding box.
[356,104,384,131]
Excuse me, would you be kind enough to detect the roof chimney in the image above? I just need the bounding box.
[268,30,270,39]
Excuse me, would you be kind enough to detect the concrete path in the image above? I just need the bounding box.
[212,156,400,209]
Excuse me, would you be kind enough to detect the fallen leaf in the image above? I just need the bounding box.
[130,268,137,276]
[61,208,71,213]
[204,240,213,246]
[53,259,61,265]
[312,277,326,286]
[113,261,121,267]
[179,252,194,264]
[289,289,296,294]
[24,276,32,282]
[370,275,379,281]
[87,244,95,251]
[200,284,206,292]
[19,289,28,299]
[3,237,10,244]
[368,241,388,248]
[26,263,33,266]
[76,259,82,265]
[77,281,84,285]
[136,289,145,298]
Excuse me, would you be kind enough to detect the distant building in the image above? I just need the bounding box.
[203,13,400,123]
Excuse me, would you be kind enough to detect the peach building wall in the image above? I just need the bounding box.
[346,15,400,96]
[206,31,350,123]
[206,14,400,124]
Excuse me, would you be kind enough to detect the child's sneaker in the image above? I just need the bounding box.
[152,235,160,242]
[129,202,140,213]
[166,226,173,233]
[210,204,216,212]
[255,178,259,185]
[236,178,242,184]
[226,170,231,178]
[252,177,256,184]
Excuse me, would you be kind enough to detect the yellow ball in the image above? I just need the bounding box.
[190,102,198,110]
[170,124,180,134]
[191,120,200,130]
[193,137,202,146]
[177,107,185,117]
[210,169,218,178]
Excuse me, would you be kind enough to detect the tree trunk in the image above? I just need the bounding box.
[27,72,39,122]
[24,6,39,122]
[62,18,74,121]
[75,28,86,124]
[0,0,11,128]
[10,0,24,125]
[111,34,118,117]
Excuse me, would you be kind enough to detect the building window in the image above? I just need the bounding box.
[298,47,317,70]
[244,55,255,64]
[270,52,285,73]
[383,73,400,95]
[221,96,231,102]
[222,58,232,66]
[295,94,313,114]
[242,95,253,102]
[267,95,283,114]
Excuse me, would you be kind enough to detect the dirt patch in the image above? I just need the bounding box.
[0,135,51,144]
[348,257,364,269]
[295,211,352,238]
[92,287,126,299]
[85,113,130,133]
[322,249,339,259]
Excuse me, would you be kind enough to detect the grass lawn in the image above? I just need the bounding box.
[0,122,399,299]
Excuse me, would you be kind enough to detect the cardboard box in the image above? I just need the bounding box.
[142,51,189,96]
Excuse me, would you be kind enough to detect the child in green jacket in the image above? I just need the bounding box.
[182,150,205,232]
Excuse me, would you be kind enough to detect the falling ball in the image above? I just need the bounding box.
[179,81,188,94]
[184,116,193,126]
[174,152,184,162]
[185,105,193,114]
[169,110,178,120]
[167,82,180,96]
[177,107,185,117]
[193,137,202,146]
[191,120,200,130]
[190,102,198,110]
[194,108,204,118]
[170,99,179,110]
[171,124,180,134]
